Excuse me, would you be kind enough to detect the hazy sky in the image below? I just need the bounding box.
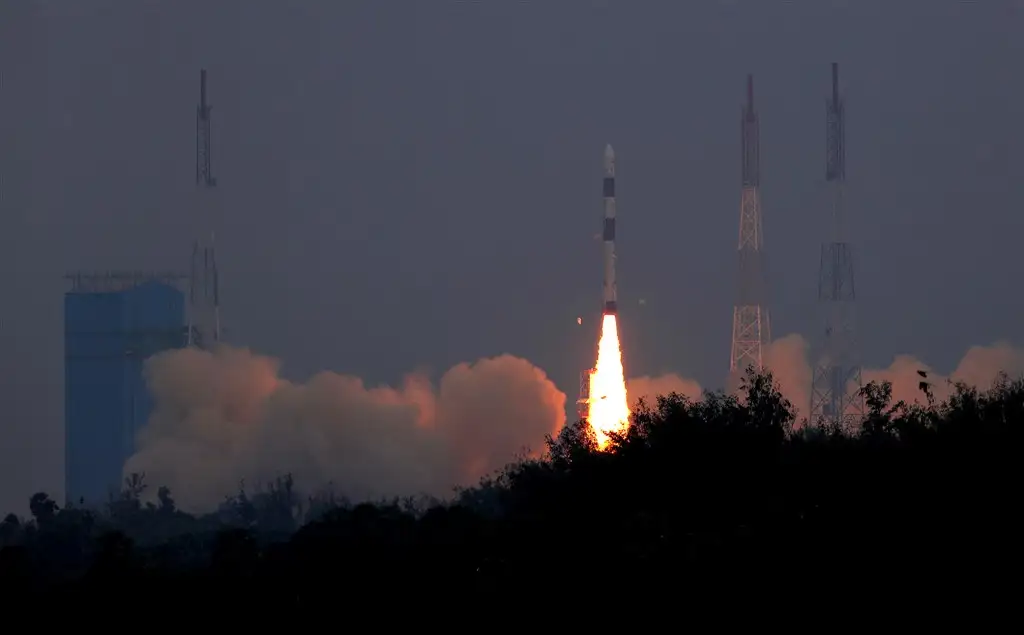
[2,1,1023,513]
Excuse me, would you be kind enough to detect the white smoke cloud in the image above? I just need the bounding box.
[764,333,813,418]
[125,345,566,513]
[861,340,1024,406]
[128,335,1024,513]
[628,333,1024,425]
[627,373,703,407]
[766,334,1024,418]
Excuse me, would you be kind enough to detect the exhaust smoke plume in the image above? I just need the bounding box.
[125,346,566,513]
[859,340,1024,406]
[763,334,813,417]
[732,334,1024,421]
[627,373,703,405]
[628,334,1024,425]
[128,334,1024,513]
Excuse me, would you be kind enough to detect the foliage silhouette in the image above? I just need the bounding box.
[1,367,1020,606]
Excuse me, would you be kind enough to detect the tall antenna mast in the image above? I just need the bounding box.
[188,68,221,348]
[730,74,770,386]
[809,62,863,429]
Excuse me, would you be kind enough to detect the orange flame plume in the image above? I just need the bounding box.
[587,314,630,448]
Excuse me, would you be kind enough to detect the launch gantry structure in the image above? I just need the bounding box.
[188,68,221,349]
[809,63,864,429]
[577,368,594,422]
[730,74,771,385]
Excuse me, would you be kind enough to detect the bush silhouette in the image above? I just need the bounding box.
[1,367,1019,606]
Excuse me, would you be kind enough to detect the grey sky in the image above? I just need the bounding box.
[2,1,1023,513]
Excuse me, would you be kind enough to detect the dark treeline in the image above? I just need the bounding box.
[1,369,1019,608]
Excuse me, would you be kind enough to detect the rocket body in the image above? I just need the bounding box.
[602,144,617,315]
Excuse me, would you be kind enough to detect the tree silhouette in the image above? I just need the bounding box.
[28,493,58,526]
[0,368,1020,603]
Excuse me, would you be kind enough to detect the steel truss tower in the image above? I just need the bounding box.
[809,63,864,429]
[730,74,770,384]
[188,68,221,349]
[577,368,594,422]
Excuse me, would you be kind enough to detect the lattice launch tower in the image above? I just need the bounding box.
[809,63,864,428]
[577,368,595,422]
[189,68,221,349]
[730,74,770,384]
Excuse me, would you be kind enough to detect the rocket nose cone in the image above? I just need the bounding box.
[604,144,614,159]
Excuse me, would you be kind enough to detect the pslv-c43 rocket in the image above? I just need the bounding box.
[602,144,617,315]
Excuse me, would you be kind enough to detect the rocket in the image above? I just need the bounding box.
[602,144,617,315]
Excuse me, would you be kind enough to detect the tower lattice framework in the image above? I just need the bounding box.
[809,62,864,429]
[188,68,221,349]
[730,74,770,384]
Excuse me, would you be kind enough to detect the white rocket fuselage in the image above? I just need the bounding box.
[602,144,617,315]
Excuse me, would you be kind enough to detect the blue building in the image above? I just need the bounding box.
[64,272,187,506]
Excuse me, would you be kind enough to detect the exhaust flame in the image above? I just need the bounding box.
[588,313,630,448]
